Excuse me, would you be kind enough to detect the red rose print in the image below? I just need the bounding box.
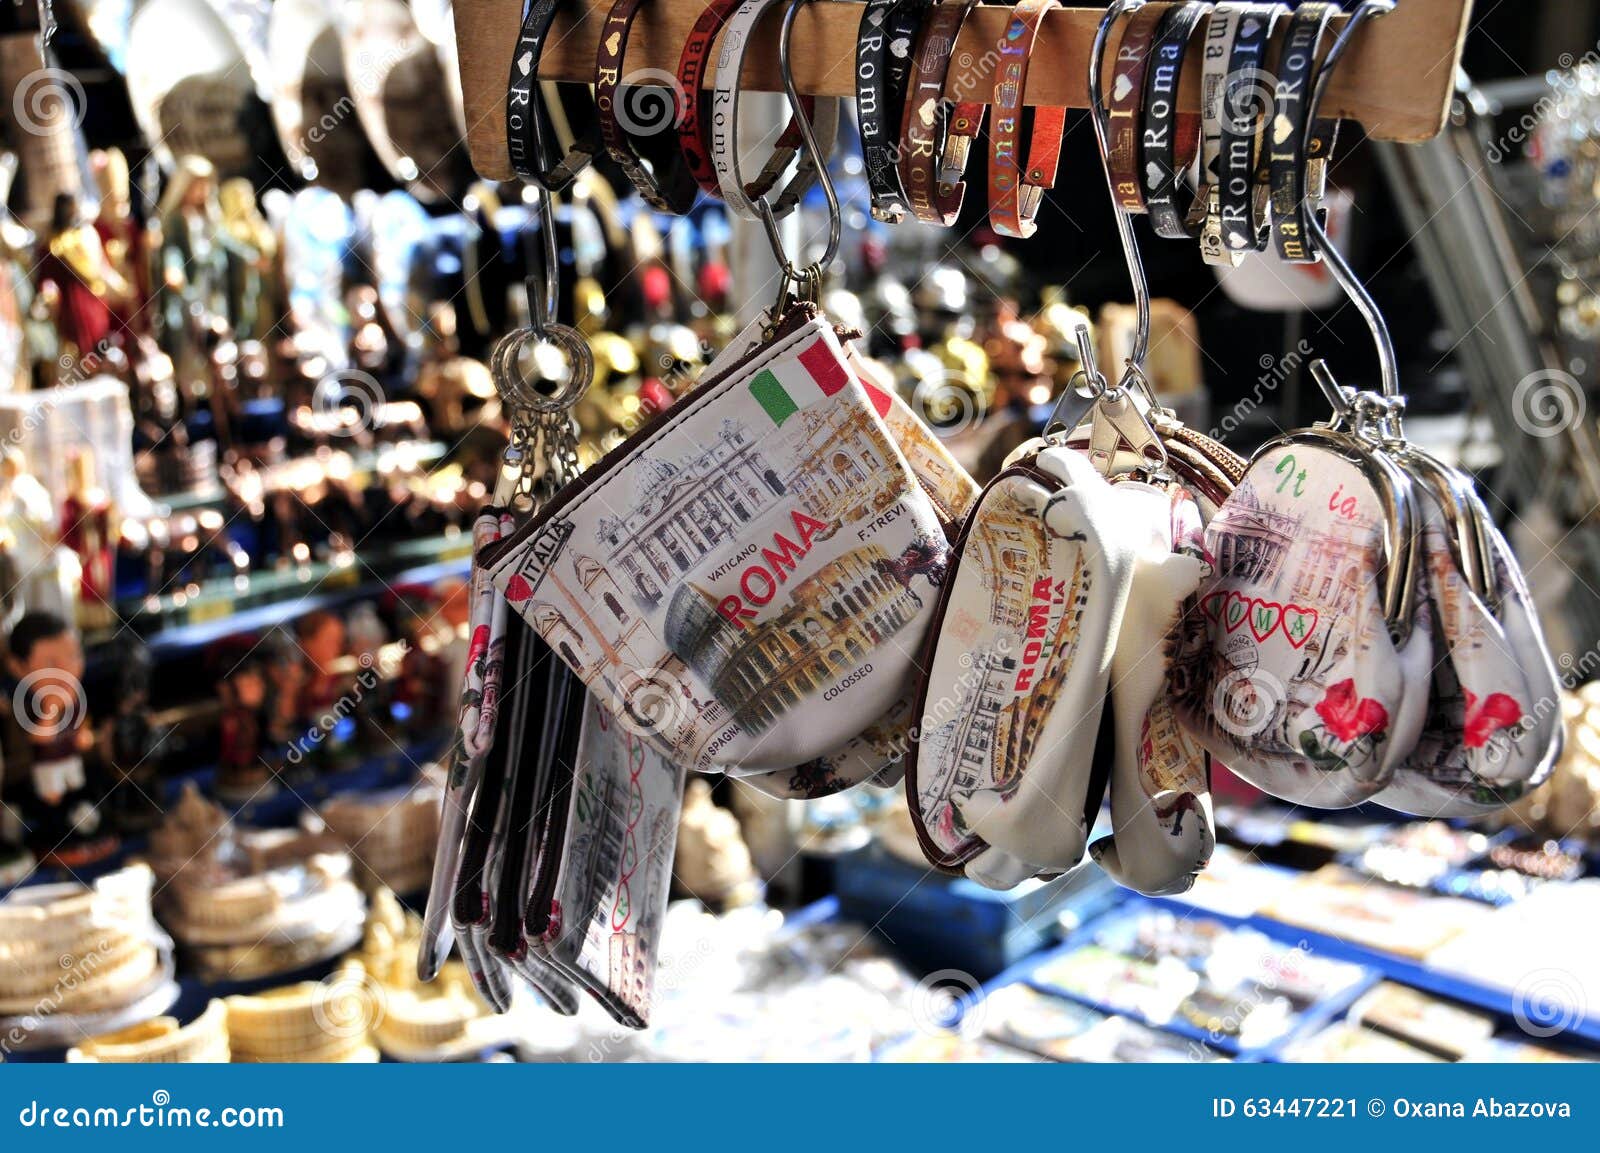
[1314,678,1390,743]
[1463,690,1523,749]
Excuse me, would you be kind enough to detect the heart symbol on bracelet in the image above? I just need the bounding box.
[1272,113,1295,146]
[1146,161,1164,189]
[517,51,533,77]
[1241,17,1262,37]
[605,32,622,56]
[1112,73,1134,102]
[917,97,938,128]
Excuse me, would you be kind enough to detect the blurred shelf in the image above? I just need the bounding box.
[88,530,473,654]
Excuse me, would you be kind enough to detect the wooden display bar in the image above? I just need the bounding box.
[452,0,1474,181]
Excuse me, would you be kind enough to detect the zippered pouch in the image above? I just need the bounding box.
[483,307,957,776]
[1176,435,1434,807]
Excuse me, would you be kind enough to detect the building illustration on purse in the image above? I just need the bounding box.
[1188,465,1392,766]
[506,336,949,760]
[918,479,1093,848]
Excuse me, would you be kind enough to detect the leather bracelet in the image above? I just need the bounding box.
[1105,3,1164,214]
[897,0,975,226]
[1141,1,1211,239]
[710,0,841,219]
[1268,1,1337,262]
[596,0,699,213]
[858,0,930,222]
[1196,2,1247,263]
[505,0,600,191]
[988,0,1065,238]
[676,0,810,199]
[1217,2,1285,253]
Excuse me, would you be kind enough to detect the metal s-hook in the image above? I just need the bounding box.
[1087,0,1154,382]
[520,186,561,339]
[1302,1,1399,399]
[758,0,843,316]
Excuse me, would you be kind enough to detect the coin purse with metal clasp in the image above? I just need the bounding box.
[1176,416,1434,808]
[1063,402,1247,896]
[1375,448,1564,816]
[904,441,1139,890]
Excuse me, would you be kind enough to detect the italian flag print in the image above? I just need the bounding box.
[748,337,893,427]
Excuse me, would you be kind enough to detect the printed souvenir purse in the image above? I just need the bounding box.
[1373,450,1563,816]
[906,391,1242,895]
[523,693,687,1029]
[905,442,1137,890]
[482,304,961,777]
[1175,423,1434,807]
[419,510,509,982]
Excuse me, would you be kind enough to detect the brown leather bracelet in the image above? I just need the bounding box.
[596,0,699,213]
[1105,3,1163,214]
[988,0,1065,238]
[898,1,975,226]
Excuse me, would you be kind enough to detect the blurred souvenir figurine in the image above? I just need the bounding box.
[2,611,116,866]
[90,149,149,341]
[98,636,167,831]
[60,449,116,630]
[217,661,273,803]
[35,193,130,361]
[155,157,231,375]
[672,779,761,909]
[294,610,351,769]
[218,177,279,342]
[0,446,71,627]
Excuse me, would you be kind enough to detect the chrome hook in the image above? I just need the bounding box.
[758,0,842,315]
[1303,1,1399,399]
[520,186,561,338]
[1088,0,1155,389]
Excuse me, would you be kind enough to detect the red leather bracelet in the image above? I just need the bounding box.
[988,0,1065,239]
[897,1,975,226]
[1105,3,1163,213]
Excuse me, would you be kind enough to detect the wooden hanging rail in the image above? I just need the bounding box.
[452,0,1474,182]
